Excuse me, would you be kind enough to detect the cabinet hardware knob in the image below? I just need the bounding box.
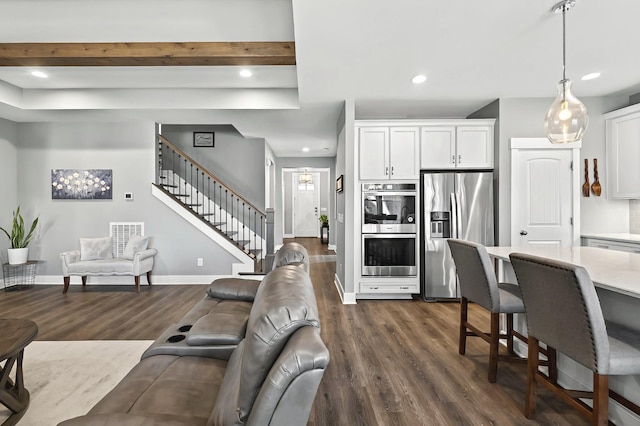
[452,155,455,164]
[458,154,462,163]
[385,166,389,175]
[520,230,528,236]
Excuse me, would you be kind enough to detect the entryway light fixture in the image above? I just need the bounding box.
[299,169,313,184]
[544,0,588,144]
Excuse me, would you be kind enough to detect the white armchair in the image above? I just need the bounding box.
[59,236,157,293]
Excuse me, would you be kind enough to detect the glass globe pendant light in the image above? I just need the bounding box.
[544,0,588,144]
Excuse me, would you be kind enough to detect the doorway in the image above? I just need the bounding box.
[510,138,581,246]
[282,167,331,240]
[293,172,321,237]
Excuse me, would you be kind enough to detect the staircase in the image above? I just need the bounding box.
[154,134,272,273]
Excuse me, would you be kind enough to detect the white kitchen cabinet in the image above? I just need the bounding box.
[359,281,419,294]
[605,104,640,199]
[420,123,493,169]
[582,236,640,254]
[358,126,419,180]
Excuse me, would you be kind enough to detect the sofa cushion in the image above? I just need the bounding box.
[68,259,134,275]
[80,237,113,261]
[225,265,320,423]
[206,278,260,301]
[122,235,149,260]
[87,355,226,425]
[187,312,248,346]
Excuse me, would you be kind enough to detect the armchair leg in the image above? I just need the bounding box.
[63,277,70,294]
[146,271,152,286]
[134,276,140,293]
[81,276,87,286]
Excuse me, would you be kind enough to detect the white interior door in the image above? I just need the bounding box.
[293,172,320,237]
[511,149,574,247]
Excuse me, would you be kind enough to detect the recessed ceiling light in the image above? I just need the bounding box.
[412,74,427,84]
[302,147,310,152]
[581,72,601,81]
[239,69,252,78]
[31,70,48,78]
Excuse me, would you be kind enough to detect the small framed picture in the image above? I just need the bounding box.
[336,175,344,193]
[193,132,214,147]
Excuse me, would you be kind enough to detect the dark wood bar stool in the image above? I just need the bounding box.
[447,239,549,383]
[510,253,640,425]
[0,318,38,426]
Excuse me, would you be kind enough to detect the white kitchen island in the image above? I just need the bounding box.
[486,246,640,425]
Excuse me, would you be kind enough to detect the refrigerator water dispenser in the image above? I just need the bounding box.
[430,211,450,238]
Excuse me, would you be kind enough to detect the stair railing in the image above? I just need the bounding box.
[155,134,268,272]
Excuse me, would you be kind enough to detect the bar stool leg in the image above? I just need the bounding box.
[593,373,609,426]
[525,336,539,419]
[459,297,468,355]
[488,312,499,383]
[506,313,515,355]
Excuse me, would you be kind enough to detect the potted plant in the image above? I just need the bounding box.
[319,214,329,227]
[0,206,39,264]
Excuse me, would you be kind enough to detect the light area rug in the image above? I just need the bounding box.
[0,340,152,426]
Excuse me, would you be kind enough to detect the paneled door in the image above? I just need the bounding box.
[511,148,574,247]
[293,172,320,237]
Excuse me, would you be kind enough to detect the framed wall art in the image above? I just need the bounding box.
[193,132,215,147]
[336,175,344,193]
[51,169,112,200]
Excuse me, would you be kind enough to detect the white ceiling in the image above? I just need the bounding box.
[1,0,639,157]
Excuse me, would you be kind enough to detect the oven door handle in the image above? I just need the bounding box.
[450,193,458,239]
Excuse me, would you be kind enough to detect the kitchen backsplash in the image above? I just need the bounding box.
[631,200,640,233]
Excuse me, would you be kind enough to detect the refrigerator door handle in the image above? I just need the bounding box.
[450,192,458,239]
[455,193,463,240]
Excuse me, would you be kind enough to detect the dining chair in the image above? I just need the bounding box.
[510,252,640,425]
[447,239,540,383]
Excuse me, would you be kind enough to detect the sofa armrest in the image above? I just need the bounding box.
[206,278,261,301]
[133,248,157,261]
[59,250,81,276]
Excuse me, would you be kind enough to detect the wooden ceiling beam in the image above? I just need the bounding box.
[0,41,296,66]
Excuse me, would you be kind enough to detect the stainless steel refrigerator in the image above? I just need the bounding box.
[421,171,494,300]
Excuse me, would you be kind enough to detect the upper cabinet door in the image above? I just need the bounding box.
[606,112,640,199]
[420,127,456,169]
[389,127,419,179]
[456,125,493,169]
[359,127,389,180]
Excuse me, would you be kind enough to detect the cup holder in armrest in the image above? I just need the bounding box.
[178,325,192,332]
[166,335,186,343]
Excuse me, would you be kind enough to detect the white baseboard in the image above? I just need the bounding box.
[328,244,337,251]
[334,274,356,304]
[33,275,244,286]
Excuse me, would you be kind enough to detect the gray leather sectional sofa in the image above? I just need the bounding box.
[59,242,328,426]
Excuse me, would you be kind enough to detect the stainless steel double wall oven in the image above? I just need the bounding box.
[362,183,418,277]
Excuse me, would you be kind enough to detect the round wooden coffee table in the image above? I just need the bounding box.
[0,319,38,426]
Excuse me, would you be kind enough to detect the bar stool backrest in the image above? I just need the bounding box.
[448,239,500,313]
[509,252,610,374]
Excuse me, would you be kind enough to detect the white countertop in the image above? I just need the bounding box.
[581,233,640,244]
[486,246,640,299]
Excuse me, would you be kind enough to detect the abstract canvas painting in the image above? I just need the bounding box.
[51,169,113,200]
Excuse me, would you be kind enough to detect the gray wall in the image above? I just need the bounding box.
[16,121,236,276]
[0,118,18,263]
[335,104,347,287]
[161,125,266,211]
[470,96,629,245]
[275,157,335,246]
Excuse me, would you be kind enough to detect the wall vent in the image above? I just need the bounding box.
[110,222,144,258]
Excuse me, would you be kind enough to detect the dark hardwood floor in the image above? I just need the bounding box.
[0,238,587,425]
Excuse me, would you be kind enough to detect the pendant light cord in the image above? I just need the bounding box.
[562,5,567,82]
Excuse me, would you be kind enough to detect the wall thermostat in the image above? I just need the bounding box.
[124,192,134,201]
